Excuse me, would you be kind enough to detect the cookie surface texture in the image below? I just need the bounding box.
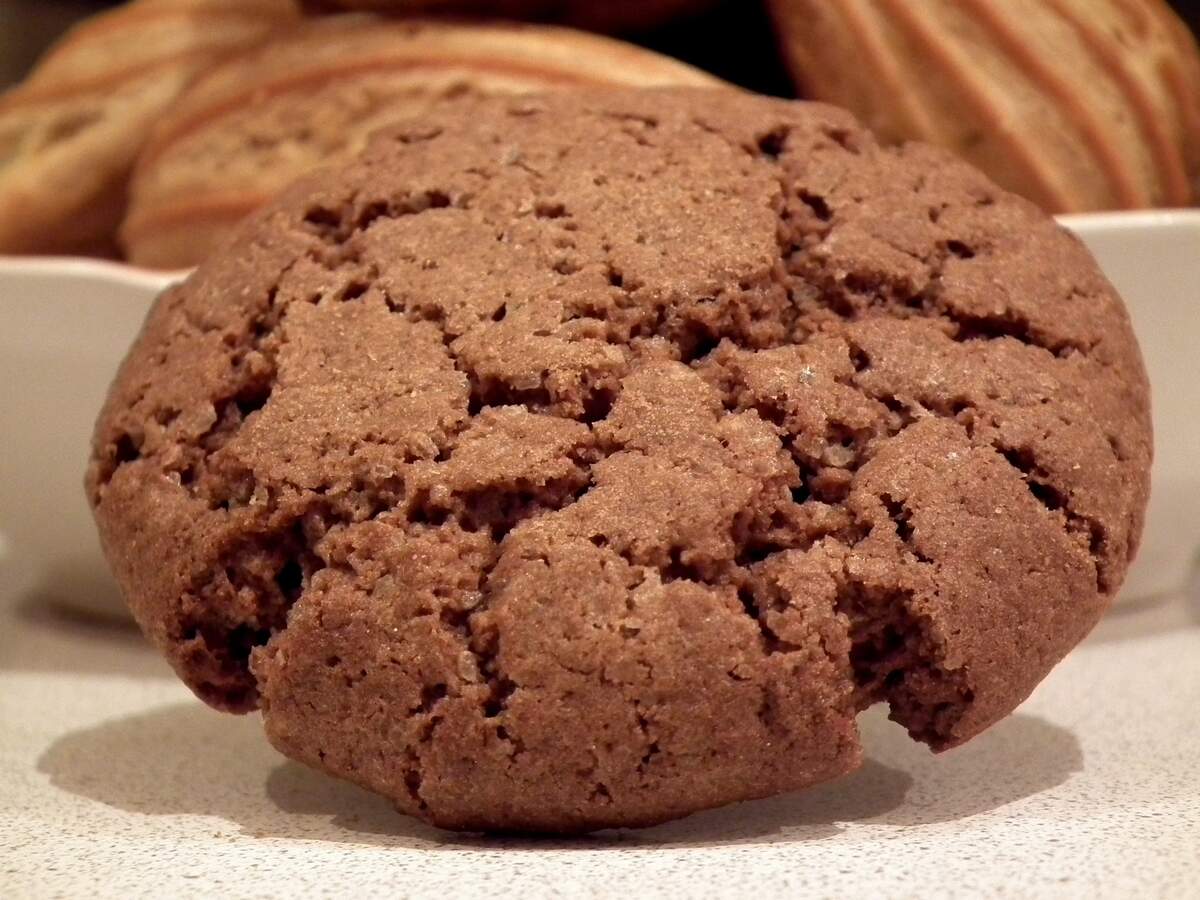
[89,88,1152,833]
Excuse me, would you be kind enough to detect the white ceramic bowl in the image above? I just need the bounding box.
[0,259,178,615]
[1058,210,1200,601]
[1,212,1197,616]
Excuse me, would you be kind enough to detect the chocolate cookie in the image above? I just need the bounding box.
[302,0,712,33]
[89,88,1151,833]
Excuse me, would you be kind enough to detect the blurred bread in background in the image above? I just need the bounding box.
[299,0,715,33]
[3,0,1198,263]
[121,15,724,268]
[768,0,1200,212]
[0,0,300,256]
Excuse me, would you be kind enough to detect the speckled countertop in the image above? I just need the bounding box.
[1,562,1197,899]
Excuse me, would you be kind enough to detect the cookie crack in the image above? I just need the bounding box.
[847,344,1114,594]
[403,691,456,812]
[834,568,973,748]
[992,443,1109,593]
[92,258,297,498]
[301,187,470,246]
[445,467,598,739]
[633,701,660,775]
[173,518,319,711]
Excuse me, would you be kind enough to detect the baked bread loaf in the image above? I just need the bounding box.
[301,0,712,32]
[122,15,723,268]
[768,0,1200,212]
[90,88,1151,833]
[0,0,300,256]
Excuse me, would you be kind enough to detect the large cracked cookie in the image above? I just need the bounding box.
[88,88,1151,833]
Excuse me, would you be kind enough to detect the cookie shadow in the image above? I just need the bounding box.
[852,706,1083,827]
[0,592,169,679]
[37,701,1081,849]
[36,702,443,848]
[275,753,913,850]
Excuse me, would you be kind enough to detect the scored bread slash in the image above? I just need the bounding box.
[0,0,301,257]
[120,15,726,269]
[766,0,1200,213]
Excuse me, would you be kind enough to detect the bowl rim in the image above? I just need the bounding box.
[0,255,183,292]
[1056,207,1200,233]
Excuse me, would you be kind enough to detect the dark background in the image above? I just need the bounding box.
[2,0,1198,93]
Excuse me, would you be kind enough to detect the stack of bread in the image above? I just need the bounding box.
[0,0,720,263]
[2,0,1197,265]
[767,0,1200,212]
[119,15,722,267]
[0,0,302,255]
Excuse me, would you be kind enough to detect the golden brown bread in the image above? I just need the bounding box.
[0,0,300,256]
[121,15,725,268]
[768,0,1200,212]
